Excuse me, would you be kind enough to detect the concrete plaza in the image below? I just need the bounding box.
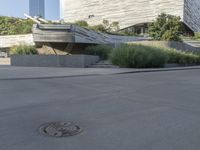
[0,66,200,150]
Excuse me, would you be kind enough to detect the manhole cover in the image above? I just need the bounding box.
[39,122,82,137]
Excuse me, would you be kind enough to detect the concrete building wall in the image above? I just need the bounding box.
[11,55,100,68]
[61,0,184,29]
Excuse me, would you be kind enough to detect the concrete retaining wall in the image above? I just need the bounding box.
[0,34,34,48]
[11,55,99,68]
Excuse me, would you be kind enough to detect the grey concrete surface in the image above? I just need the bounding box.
[0,66,135,80]
[1,65,200,80]
[0,66,200,150]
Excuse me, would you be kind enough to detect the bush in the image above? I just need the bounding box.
[110,44,169,68]
[163,48,200,65]
[110,44,200,68]
[192,32,200,40]
[0,16,33,35]
[85,44,112,60]
[89,24,107,33]
[11,45,38,55]
[74,20,120,34]
[74,20,89,27]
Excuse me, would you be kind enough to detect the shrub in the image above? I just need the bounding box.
[163,48,200,65]
[110,44,169,68]
[74,20,89,27]
[89,24,107,33]
[192,32,200,40]
[11,45,38,55]
[89,20,119,33]
[74,20,120,34]
[0,16,33,35]
[110,44,200,68]
[85,44,112,60]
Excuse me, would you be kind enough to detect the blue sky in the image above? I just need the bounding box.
[0,0,60,20]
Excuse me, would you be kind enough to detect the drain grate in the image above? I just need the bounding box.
[39,122,82,137]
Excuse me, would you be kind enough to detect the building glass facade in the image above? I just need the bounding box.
[29,0,45,18]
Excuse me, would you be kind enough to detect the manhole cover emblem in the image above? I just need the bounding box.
[39,122,82,137]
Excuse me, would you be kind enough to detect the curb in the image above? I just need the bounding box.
[114,66,200,75]
[0,66,200,80]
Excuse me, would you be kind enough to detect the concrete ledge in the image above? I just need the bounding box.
[11,55,99,68]
[0,58,10,65]
[0,34,34,48]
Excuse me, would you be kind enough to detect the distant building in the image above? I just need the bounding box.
[60,0,200,34]
[29,0,45,18]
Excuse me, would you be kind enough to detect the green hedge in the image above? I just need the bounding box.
[85,44,112,60]
[11,45,38,55]
[110,44,200,68]
[164,48,200,64]
[110,44,168,68]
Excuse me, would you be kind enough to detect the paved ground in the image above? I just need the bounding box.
[0,66,200,150]
[1,65,200,80]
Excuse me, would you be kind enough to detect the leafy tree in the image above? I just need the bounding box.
[148,13,183,41]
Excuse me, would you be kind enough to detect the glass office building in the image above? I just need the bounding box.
[29,0,45,18]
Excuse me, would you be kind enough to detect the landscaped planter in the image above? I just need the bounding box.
[11,55,99,68]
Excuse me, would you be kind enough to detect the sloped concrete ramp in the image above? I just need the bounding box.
[32,24,146,45]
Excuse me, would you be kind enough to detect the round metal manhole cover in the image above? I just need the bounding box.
[39,122,82,137]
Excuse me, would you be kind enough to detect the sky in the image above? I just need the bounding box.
[0,0,60,20]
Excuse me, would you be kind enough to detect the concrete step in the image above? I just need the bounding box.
[91,65,119,68]
[90,60,119,68]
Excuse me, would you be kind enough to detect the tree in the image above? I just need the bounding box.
[148,13,183,41]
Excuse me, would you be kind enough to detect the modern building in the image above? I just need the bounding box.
[29,0,45,18]
[60,0,200,34]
